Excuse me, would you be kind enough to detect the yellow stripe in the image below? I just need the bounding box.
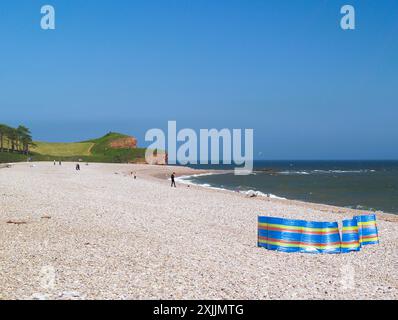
[259,223,339,233]
[357,221,376,226]
[343,226,359,231]
[359,237,379,243]
[341,244,360,249]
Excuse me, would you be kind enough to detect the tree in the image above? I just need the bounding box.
[0,124,11,152]
[17,125,33,154]
[0,124,34,154]
[7,127,18,153]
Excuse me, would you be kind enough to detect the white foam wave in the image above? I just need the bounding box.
[277,169,376,175]
[241,190,287,200]
[175,173,216,185]
[176,174,287,200]
[279,171,310,175]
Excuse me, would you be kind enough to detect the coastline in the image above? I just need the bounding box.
[172,168,398,222]
[1,162,397,300]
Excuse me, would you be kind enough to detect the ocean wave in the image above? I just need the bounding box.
[278,171,310,175]
[241,190,287,200]
[175,173,216,185]
[176,174,229,192]
[241,190,286,199]
[277,169,376,175]
[176,174,287,200]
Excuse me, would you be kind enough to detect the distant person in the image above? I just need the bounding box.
[53,160,56,166]
[59,160,62,166]
[171,172,176,188]
[76,164,80,171]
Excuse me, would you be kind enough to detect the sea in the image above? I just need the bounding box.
[177,160,398,215]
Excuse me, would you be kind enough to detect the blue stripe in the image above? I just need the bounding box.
[354,214,379,246]
[341,218,361,253]
[258,216,341,254]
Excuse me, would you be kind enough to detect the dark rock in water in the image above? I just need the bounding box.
[246,190,258,198]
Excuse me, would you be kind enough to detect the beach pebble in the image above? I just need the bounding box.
[0,162,397,300]
[59,291,81,299]
[31,293,50,300]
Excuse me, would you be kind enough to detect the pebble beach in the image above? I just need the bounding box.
[0,162,397,300]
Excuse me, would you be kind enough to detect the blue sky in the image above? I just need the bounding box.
[0,0,397,159]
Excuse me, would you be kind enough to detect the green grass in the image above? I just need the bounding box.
[0,132,147,164]
[84,132,146,163]
[0,152,30,163]
[31,141,94,157]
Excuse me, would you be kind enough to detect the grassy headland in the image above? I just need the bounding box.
[31,141,94,157]
[0,132,147,164]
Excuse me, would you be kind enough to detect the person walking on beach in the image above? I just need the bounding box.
[76,163,80,171]
[54,160,56,166]
[171,172,176,188]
